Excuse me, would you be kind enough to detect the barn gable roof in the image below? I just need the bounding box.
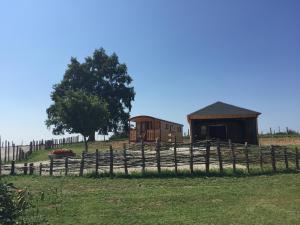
[188,101,261,120]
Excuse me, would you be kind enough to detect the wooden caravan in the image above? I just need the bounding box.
[187,102,261,145]
[129,115,183,143]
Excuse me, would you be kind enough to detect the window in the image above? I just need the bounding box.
[166,124,169,130]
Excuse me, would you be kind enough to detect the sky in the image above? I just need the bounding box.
[0,0,300,144]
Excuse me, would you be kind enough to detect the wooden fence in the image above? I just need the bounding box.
[0,136,81,165]
[1,139,299,177]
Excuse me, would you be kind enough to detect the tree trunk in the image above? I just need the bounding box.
[84,136,88,152]
[88,133,95,142]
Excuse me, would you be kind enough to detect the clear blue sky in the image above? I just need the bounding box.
[0,0,300,144]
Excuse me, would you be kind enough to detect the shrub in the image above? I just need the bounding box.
[0,182,47,225]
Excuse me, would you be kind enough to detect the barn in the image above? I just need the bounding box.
[187,102,261,145]
[129,115,183,143]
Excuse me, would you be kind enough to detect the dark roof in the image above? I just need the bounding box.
[188,101,261,117]
[130,115,183,126]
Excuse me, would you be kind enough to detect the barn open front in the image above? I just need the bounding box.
[188,102,261,145]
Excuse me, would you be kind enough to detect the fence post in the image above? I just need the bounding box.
[123,143,128,176]
[16,146,19,161]
[141,140,145,175]
[65,157,69,176]
[230,140,236,174]
[7,142,10,162]
[109,145,114,178]
[174,137,178,175]
[156,139,161,174]
[296,147,299,170]
[259,148,263,171]
[284,148,289,170]
[39,163,42,176]
[0,141,2,176]
[205,141,211,174]
[245,142,250,173]
[95,149,99,175]
[50,158,53,176]
[4,141,7,163]
[189,142,194,174]
[271,145,276,173]
[29,163,34,175]
[24,163,28,175]
[10,160,15,175]
[217,139,223,173]
[80,152,84,176]
[13,144,15,161]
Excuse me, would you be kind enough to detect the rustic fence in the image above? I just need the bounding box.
[2,139,299,177]
[0,136,81,165]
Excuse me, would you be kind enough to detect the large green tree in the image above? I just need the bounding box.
[46,48,135,146]
[46,90,109,152]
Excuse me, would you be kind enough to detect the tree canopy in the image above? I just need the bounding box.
[46,48,135,149]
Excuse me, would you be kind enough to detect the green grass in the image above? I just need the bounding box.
[2,173,300,225]
[23,142,116,162]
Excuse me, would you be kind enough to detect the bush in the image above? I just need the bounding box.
[0,181,47,225]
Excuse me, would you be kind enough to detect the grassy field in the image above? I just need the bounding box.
[2,173,300,225]
[259,136,300,147]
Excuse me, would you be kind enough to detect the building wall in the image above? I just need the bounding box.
[160,121,183,143]
[190,117,258,145]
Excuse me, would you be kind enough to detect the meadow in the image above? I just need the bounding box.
[2,137,299,225]
[2,173,300,225]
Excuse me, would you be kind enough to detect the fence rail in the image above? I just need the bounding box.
[1,139,299,177]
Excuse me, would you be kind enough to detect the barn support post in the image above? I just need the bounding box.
[123,144,128,176]
[205,141,211,174]
[229,140,236,174]
[156,139,161,174]
[217,139,223,174]
[109,145,114,178]
[10,160,15,175]
[174,137,178,175]
[24,163,28,175]
[141,140,145,175]
[65,157,69,176]
[244,142,250,173]
[271,145,276,173]
[189,142,194,174]
[284,148,289,170]
[295,147,299,170]
[80,152,85,177]
[95,149,99,175]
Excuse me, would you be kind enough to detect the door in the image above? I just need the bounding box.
[208,125,227,140]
